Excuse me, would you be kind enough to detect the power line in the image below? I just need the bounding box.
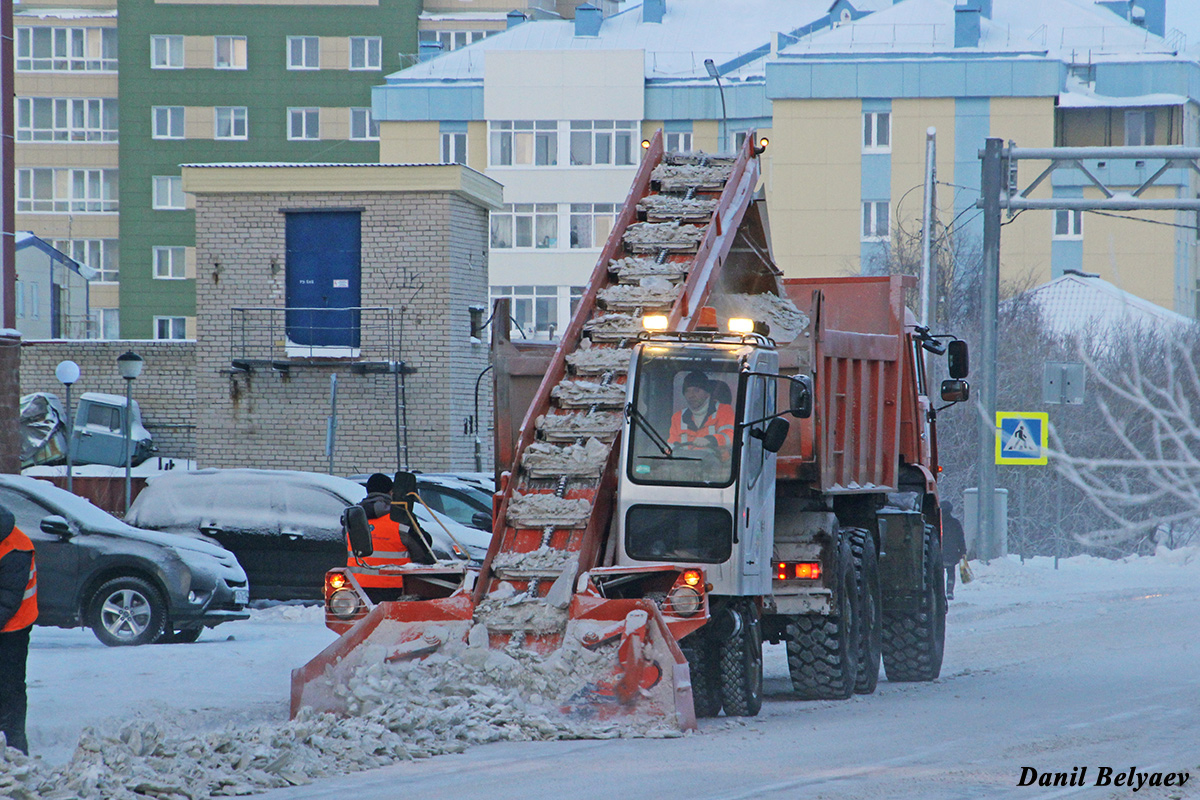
[1085,208,1200,233]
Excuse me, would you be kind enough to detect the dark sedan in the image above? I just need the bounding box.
[0,475,249,646]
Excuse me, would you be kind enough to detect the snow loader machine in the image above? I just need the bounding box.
[292,131,970,729]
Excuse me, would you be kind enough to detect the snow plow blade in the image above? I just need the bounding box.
[291,592,697,731]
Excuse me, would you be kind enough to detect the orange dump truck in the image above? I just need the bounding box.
[294,132,969,727]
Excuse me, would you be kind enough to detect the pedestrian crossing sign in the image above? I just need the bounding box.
[995,411,1049,465]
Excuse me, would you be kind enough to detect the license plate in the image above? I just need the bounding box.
[234,588,249,605]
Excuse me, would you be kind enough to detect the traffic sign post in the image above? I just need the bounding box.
[996,411,1049,466]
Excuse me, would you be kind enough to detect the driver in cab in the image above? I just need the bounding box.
[668,371,735,458]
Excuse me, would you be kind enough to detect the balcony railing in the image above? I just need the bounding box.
[228,306,400,367]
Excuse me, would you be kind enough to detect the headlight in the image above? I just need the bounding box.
[328,589,361,619]
[666,585,702,617]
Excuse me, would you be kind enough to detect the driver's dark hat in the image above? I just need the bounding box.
[683,371,711,392]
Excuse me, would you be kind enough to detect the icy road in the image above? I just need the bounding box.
[26,550,1200,800]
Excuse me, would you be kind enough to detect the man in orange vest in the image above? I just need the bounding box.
[668,371,736,457]
[347,473,434,589]
[0,505,36,754]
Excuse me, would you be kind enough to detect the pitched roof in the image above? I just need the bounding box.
[1020,271,1192,340]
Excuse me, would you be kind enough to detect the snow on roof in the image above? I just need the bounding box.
[1058,85,1189,108]
[1019,271,1193,340]
[179,162,448,169]
[782,0,1177,58]
[389,0,834,83]
[14,7,116,18]
[15,231,96,280]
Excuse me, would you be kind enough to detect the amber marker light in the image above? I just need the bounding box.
[775,561,821,580]
[643,314,669,331]
[328,573,346,590]
[641,139,651,150]
[727,317,755,334]
[682,569,703,587]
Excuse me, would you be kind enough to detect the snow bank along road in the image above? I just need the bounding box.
[23,550,1200,799]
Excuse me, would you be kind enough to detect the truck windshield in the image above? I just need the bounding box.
[628,347,740,487]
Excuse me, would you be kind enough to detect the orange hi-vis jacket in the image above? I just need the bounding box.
[347,494,412,589]
[668,402,736,454]
[0,526,38,633]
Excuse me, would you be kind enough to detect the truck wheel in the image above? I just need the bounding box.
[785,534,859,700]
[681,633,722,718]
[850,529,882,695]
[881,522,946,682]
[718,600,763,716]
[87,576,167,647]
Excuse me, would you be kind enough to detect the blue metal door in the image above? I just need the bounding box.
[285,211,362,347]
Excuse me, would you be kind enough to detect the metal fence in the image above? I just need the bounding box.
[228,306,400,364]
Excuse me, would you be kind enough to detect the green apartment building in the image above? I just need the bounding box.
[118,0,419,339]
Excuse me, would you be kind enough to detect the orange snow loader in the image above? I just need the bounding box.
[292,130,970,728]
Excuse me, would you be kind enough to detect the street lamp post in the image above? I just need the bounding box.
[703,59,728,153]
[54,360,80,492]
[116,350,143,514]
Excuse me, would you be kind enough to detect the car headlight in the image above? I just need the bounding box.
[328,589,361,619]
[666,585,702,617]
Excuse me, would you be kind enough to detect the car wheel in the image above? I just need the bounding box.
[87,576,167,647]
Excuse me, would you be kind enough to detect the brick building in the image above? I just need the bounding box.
[181,162,501,473]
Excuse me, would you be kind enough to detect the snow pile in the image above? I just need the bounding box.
[566,346,632,375]
[651,163,732,191]
[624,221,706,253]
[490,546,579,573]
[550,380,626,408]
[608,256,690,284]
[522,438,611,478]
[638,194,718,221]
[537,410,623,440]
[506,492,592,528]
[597,278,680,311]
[583,312,643,342]
[6,623,681,800]
[710,292,811,344]
[663,152,736,168]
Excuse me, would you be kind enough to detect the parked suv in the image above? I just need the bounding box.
[128,469,488,601]
[0,475,249,646]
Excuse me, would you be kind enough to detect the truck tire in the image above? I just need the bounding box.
[718,600,763,716]
[881,522,946,682]
[850,529,882,695]
[681,633,722,718]
[786,534,859,700]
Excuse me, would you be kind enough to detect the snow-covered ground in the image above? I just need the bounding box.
[14,548,1200,799]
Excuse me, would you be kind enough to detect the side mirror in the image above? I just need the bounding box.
[948,340,969,379]
[40,515,71,538]
[761,418,791,453]
[789,375,813,419]
[471,511,492,531]
[342,505,374,558]
[941,379,970,403]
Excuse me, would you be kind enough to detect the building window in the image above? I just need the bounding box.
[152,176,185,210]
[570,203,616,249]
[150,34,183,69]
[152,106,184,139]
[14,282,23,319]
[349,36,381,70]
[419,30,488,51]
[1124,110,1155,146]
[1053,209,1083,239]
[16,26,117,71]
[153,246,187,279]
[489,121,557,167]
[862,200,889,241]
[90,307,119,339]
[287,36,319,69]
[863,111,891,152]
[349,108,378,141]
[29,284,40,320]
[490,204,557,249]
[288,108,320,140]
[16,98,118,142]
[441,131,467,164]
[214,36,247,69]
[215,106,248,140]
[569,121,636,166]
[52,239,118,283]
[17,168,117,213]
[154,316,187,340]
[666,131,692,152]
[490,285,559,337]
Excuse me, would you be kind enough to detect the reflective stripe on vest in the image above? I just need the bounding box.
[347,515,411,570]
[0,527,37,632]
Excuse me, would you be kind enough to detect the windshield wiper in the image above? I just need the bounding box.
[626,403,674,457]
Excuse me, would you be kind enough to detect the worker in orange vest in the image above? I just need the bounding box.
[0,505,37,754]
[668,371,736,458]
[347,473,434,588]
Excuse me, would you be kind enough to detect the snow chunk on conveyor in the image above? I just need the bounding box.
[521,438,611,478]
[608,256,690,284]
[566,346,632,375]
[506,492,592,529]
[550,380,626,409]
[537,411,623,441]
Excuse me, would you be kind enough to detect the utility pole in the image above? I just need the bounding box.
[977,137,1003,560]
[920,128,938,329]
